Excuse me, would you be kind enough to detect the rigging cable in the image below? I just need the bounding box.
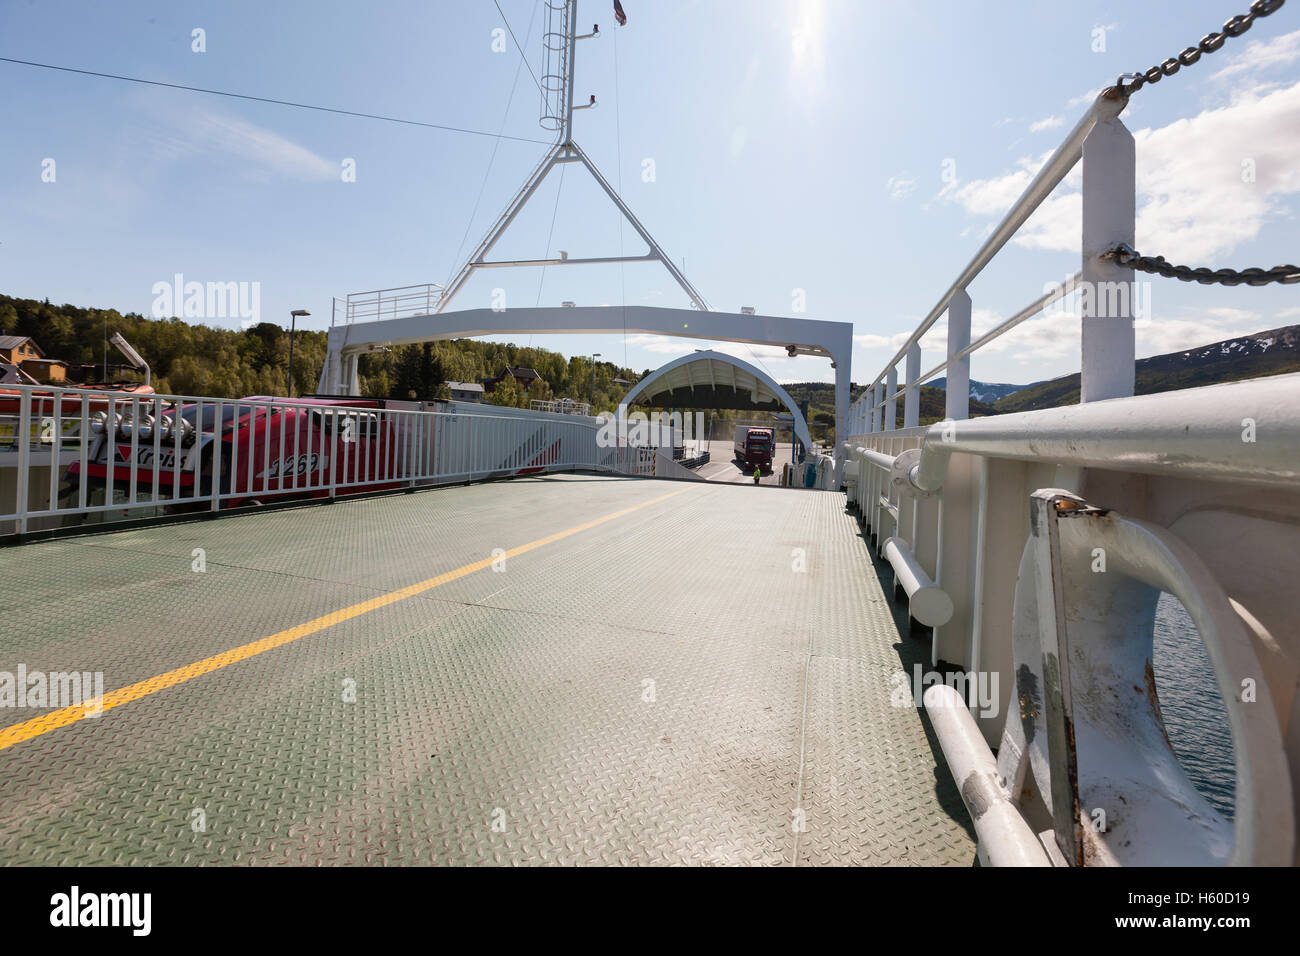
[492,0,546,98]
[528,160,568,349]
[0,56,552,144]
[444,0,543,290]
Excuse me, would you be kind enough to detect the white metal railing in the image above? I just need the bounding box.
[838,11,1300,865]
[530,398,592,416]
[0,384,652,537]
[334,284,445,325]
[848,91,1133,437]
[842,371,1300,866]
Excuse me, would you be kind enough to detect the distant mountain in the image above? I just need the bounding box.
[791,380,995,428]
[929,376,1039,403]
[992,324,1300,414]
[842,384,997,426]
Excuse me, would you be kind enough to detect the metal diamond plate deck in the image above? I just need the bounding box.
[0,475,974,865]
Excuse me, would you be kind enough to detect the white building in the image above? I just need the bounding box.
[444,381,484,403]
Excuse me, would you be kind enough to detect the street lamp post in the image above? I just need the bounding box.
[288,309,310,397]
[590,353,601,406]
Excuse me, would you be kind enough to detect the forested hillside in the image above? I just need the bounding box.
[788,381,997,430]
[0,294,646,411]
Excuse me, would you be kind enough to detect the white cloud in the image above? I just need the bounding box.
[1131,80,1300,261]
[858,288,1287,380]
[1015,191,1082,251]
[1212,29,1300,81]
[625,334,696,356]
[857,307,1082,373]
[1066,87,1104,110]
[149,105,337,182]
[1029,115,1064,133]
[853,333,891,348]
[1132,315,1259,357]
[886,174,917,200]
[935,150,1052,217]
[936,79,1300,262]
[1204,306,1262,323]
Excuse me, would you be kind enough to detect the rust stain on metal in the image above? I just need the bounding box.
[960,771,1005,822]
[1063,712,1084,868]
[1016,663,1040,745]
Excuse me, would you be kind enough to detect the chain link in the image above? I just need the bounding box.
[1099,4,1295,288]
[1102,242,1300,286]
[1112,0,1286,97]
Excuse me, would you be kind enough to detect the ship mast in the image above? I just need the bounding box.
[437,0,708,312]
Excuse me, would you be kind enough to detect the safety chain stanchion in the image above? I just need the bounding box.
[1111,0,1286,97]
[1102,242,1300,286]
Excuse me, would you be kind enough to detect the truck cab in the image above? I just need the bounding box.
[734,426,775,471]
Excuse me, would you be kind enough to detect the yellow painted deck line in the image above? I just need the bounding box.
[0,485,692,752]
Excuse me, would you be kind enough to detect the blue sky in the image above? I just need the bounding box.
[2,0,1297,389]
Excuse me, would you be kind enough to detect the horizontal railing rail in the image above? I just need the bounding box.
[848,89,1131,436]
[529,398,593,416]
[337,283,446,324]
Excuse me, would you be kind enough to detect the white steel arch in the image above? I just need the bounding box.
[619,350,817,455]
[318,304,852,479]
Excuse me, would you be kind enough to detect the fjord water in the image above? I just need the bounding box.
[1153,592,1236,819]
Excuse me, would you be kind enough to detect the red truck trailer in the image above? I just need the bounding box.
[62,395,403,512]
[733,425,775,470]
[60,394,575,515]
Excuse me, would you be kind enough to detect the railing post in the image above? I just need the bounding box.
[904,342,921,429]
[885,366,898,432]
[329,409,339,499]
[867,386,877,434]
[210,400,223,512]
[15,389,31,535]
[1081,113,1136,402]
[945,289,971,422]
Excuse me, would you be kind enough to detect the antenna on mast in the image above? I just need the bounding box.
[438,1,709,313]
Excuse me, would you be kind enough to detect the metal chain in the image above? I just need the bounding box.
[1102,242,1300,286]
[1112,0,1286,97]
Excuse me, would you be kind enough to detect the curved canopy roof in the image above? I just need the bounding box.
[620,350,815,453]
[622,351,790,410]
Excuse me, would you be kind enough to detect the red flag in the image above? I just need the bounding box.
[613,1,627,26]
